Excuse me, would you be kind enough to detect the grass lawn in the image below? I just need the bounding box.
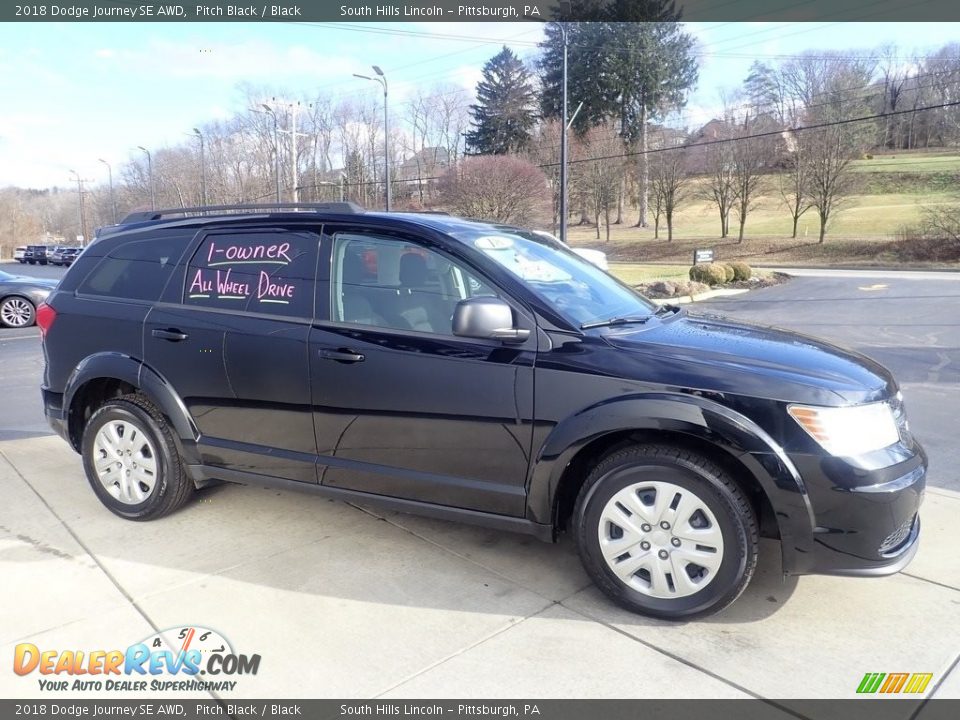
[607,263,691,285]
[564,188,960,267]
[850,152,960,174]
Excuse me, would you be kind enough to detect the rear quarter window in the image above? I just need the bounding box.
[77,236,190,301]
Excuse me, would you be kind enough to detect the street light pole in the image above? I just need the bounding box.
[354,66,390,211]
[192,128,207,205]
[98,158,117,223]
[260,103,282,202]
[553,21,570,244]
[290,102,299,203]
[137,146,155,210]
[68,169,87,245]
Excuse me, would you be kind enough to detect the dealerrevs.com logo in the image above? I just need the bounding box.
[13,626,260,692]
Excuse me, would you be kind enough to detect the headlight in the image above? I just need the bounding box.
[787,401,900,456]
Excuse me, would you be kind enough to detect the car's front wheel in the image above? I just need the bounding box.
[0,296,36,328]
[574,444,758,619]
[81,394,194,520]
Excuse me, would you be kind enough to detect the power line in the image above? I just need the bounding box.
[545,99,960,168]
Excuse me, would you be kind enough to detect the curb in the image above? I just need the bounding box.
[652,288,750,305]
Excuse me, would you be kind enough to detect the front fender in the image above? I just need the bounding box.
[527,393,816,569]
[64,353,199,458]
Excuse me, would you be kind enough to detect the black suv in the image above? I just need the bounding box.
[39,204,925,619]
[24,245,50,265]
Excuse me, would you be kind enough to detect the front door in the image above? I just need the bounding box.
[308,226,536,516]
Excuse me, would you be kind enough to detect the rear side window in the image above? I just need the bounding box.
[183,231,318,319]
[78,236,189,301]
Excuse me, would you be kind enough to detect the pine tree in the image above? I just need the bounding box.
[539,2,697,227]
[465,47,537,155]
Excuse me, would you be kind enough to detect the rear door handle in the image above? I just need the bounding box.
[318,348,365,363]
[152,328,189,342]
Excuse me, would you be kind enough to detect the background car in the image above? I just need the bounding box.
[531,230,610,271]
[51,247,80,266]
[0,269,57,328]
[13,247,26,263]
[23,245,49,265]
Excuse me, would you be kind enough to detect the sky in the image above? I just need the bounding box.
[1,20,959,189]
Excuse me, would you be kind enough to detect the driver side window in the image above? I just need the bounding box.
[330,232,496,335]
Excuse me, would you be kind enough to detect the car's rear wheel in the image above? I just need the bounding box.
[81,394,194,520]
[0,296,36,328]
[573,444,758,619]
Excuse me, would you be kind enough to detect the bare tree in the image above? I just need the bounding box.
[437,156,548,224]
[702,132,736,238]
[649,147,691,242]
[779,133,813,239]
[731,118,775,243]
[803,125,861,243]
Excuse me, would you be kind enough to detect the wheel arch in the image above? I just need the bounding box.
[528,394,814,565]
[64,353,199,464]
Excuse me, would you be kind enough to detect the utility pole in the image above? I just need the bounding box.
[68,169,87,245]
[137,146,155,210]
[98,159,117,223]
[291,102,299,202]
[192,128,207,205]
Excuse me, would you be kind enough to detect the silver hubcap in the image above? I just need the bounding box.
[1,298,32,327]
[598,480,725,599]
[92,420,158,504]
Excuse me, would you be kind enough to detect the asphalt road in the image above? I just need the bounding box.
[1,263,958,490]
[0,262,67,440]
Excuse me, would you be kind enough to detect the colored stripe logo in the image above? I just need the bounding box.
[857,672,933,694]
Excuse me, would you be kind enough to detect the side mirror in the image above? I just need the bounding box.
[452,297,531,344]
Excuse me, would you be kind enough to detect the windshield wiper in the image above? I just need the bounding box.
[580,315,652,330]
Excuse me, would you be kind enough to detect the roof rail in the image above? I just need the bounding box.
[120,202,365,224]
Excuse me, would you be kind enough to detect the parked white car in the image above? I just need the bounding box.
[531,231,609,271]
[13,247,26,263]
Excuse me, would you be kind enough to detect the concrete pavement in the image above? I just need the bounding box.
[1,433,958,702]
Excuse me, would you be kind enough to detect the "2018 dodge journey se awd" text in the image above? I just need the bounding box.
[39,203,926,619]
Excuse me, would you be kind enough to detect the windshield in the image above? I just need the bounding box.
[457,228,655,327]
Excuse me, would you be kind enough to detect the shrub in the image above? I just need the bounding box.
[728,261,752,281]
[689,263,726,286]
[717,263,735,283]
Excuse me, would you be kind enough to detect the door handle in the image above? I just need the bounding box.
[319,348,365,363]
[152,328,189,342]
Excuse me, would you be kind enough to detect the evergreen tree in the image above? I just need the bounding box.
[539,2,697,226]
[465,47,537,155]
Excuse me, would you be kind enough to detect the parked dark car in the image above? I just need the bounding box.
[51,247,81,266]
[23,245,50,265]
[38,203,925,619]
[0,269,57,327]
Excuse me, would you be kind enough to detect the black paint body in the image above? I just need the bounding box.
[41,212,925,577]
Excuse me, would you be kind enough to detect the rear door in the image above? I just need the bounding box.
[144,227,320,484]
[308,225,537,516]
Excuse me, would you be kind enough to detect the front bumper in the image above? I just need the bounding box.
[782,444,926,576]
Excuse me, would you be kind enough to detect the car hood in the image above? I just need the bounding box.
[600,311,896,405]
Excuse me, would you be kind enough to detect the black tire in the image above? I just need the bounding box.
[27,260,35,265]
[81,394,194,520]
[0,296,36,328]
[573,444,758,620]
